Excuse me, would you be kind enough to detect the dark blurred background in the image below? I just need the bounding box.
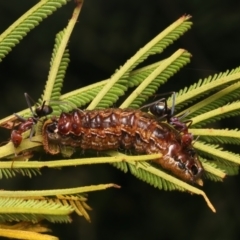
[0,0,240,239]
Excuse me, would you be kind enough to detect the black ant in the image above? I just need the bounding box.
[11,93,53,148]
[140,92,194,147]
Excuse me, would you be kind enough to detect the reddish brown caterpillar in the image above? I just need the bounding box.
[42,108,203,184]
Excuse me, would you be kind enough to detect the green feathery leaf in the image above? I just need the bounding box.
[173,67,240,111]
[195,141,240,165]
[58,61,176,112]
[0,1,82,125]
[0,198,73,223]
[127,61,164,88]
[191,101,240,127]
[41,2,83,106]
[180,81,240,118]
[200,157,226,181]
[0,0,69,62]
[213,161,239,176]
[0,167,41,180]
[191,128,240,145]
[41,30,71,116]
[120,49,191,108]
[106,151,216,212]
[0,143,162,174]
[88,15,193,110]
[0,184,118,223]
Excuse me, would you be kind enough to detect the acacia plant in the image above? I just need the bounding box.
[0,0,240,239]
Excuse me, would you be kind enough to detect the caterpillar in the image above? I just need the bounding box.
[42,108,203,183]
[8,93,203,183]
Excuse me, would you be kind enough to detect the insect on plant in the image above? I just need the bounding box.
[141,92,194,147]
[10,93,53,149]
[41,106,203,184]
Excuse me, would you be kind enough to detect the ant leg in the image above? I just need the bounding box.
[192,135,200,145]
[184,119,192,129]
[151,91,175,101]
[139,98,165,111]
[28,124,42,144]
[13,113,27,122]
[170,92,176,117]
[28,125,36,142]
[139,92,175,112]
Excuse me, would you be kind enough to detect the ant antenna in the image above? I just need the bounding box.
[192,135,200,145]
[170,92,176,117]
[24,92,36,116]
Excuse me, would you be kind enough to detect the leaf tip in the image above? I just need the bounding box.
[181,14,192,21]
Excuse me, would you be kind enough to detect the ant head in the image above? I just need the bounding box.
[24,93,53,118]
[35,101,53,118]
[149,101,171,118]
[181,133,193,146]
[140,92,175,120]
